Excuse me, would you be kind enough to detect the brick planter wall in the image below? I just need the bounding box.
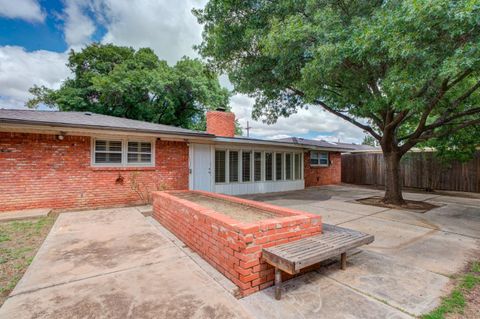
[152,190,322,297]
[304,151,342,187]
[0,132,189,212]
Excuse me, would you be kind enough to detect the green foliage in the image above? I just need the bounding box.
[422,261,480,319]
[28,43,231,130]
[422,290,465,319]
[424,125,480,163]
[0,217,56,304]
[362,136,377,147]
[195,0,480,154]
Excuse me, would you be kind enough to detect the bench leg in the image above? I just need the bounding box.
[275,267,282,300]
[341,252,347,270]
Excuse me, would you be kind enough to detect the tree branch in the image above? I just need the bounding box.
[421,106,480,132]
[450,80,480,108]
[314,99,382,140]
[286,86,381,140]
[446,69,473,90]
[399,79,449,142]
[414,118,480,142]
[384,110,409,131]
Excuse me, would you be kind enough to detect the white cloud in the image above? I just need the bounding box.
[0,0,45,23]
[79,0,206,64]
[62,1,96,49]
[0,46,69,108]
[230,94,367,144]
[0,0,369,144]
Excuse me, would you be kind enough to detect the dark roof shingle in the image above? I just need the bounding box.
[0,109,212,137]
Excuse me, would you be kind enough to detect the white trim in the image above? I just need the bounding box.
[91,136,155,168]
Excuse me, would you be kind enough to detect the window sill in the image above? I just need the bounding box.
[310,164,329,168]
[91,166,156,171]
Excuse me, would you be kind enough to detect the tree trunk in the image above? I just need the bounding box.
[383,152,405,205]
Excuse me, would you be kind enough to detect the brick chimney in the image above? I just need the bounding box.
[206,107,235,137]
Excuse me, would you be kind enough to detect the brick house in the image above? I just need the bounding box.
[0,109,350,212]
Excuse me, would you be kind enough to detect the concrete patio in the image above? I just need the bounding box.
[0,207,251,319]
[1,185,478,318]
[241,185,480,318]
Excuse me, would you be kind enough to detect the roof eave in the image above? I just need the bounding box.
[0,118,214,138]
[213,136,350,151]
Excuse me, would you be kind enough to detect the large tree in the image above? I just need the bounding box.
[28,43,230,130]
[195,0,480,205]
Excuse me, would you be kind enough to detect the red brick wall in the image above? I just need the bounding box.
[206,111,235,137]
[304,151,342,187]
[153,190,321,297]
[0,132,189,212]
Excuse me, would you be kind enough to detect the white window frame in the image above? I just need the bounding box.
[214,149,227,184]
[241,149,253,183]
[253,151,263,182]
[264,151,274,181]
[228,149,240,183]
[310,151,329,167]
[294,152,303,180]
[213,147,305,184]
[91,137,155,167]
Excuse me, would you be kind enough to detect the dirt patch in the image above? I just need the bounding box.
[0,216,56,306]
[356,196,439,213]
[447,284,480,319]
[172,193,279,223]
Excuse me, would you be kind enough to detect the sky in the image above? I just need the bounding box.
[0,0,366,143]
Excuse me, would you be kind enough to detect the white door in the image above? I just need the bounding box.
[190,144,212,192]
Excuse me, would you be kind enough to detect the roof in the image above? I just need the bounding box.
[0,109,371,151]
[0,109,213,137]
[275,137,354,152]
[330,141,380,152]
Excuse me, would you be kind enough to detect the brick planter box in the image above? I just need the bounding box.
[152,190,322,297]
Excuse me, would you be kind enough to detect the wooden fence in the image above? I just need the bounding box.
[341,151,480,193]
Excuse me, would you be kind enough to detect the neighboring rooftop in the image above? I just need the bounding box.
[0,109,212,137]
[275,137,380,152]
[330,141,380,152]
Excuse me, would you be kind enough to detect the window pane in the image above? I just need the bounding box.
[128,153,139,163]
[94,140,122,164]
[294,153,302,180]
[320,152,329,165]
[229,151,239,182]
[95,152,121,163]
[242,151,251,182]
[127,141,152,164]
[127,153,152,163]
[215,150,226,183]
[140,143,151,152]
[265,152,273,181]
[285,153,292,180]
[128,142,139,153]
[254,152,262,181]
[108,141,122,152]
[310,151,319,165]
[141,154,151,162]
[95,140,106,151]
[275,153,283,180]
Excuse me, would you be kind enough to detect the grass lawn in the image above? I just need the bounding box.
[0,216,56,306]
[422,261,480,319]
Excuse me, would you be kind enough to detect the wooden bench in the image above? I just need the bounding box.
[262,224,374,300]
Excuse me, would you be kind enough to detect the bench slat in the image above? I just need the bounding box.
[262,224,374,275]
